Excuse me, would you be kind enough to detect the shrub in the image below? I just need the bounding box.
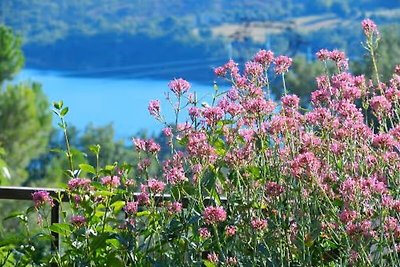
[2,19,400,266]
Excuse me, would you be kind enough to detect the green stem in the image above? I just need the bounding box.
[282,73,287,95]
[61,116,74,173]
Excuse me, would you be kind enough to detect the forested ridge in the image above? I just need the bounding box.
[1,0,400,81]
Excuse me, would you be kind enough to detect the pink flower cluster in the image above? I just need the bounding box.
[100,176,121,188]
[67,178,92,191]
[166,201,182,215]
[203,206,227,224]
[32,191,54,208]
[251,218,268,231]
[71,215,86,227]
[147,178,165,194]
[361,18,379,37]
[273,55,292,74]
[133,138,161,153]
[148,100,161,119]
[124,201,138,215]
[168,78,191,96]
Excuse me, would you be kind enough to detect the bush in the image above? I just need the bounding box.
[1,19,400,266]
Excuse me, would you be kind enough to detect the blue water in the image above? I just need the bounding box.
[17,69,217,140]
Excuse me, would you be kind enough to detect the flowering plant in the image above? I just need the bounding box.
[2,19,400,266]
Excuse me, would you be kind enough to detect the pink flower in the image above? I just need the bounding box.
[225,256,238,266]
[214,66,227,77]
[137,185,150,205]
[395,65,400,75]
[124,201,138,215]
[254,49,274,65]
[168,78,191,96]
[251,218,268,231]
[273,55,292,74]
[138,158,151,172]
[329,49,346,63]
[32,191,54,208]
[316,49,331,61]
[133,138,147,151]
[163,127,173,137]
[67,178,91,191]
[225,225,237,237]
[167,201,182,214]
[370,95,391,117]
[202,106,224,126]
[227,88,239,101]
[148,100,161,118]
[207,252,219,264]
[146,139,161,153]
[187,131,217,163]
[349,250,359,265]
[242,98,276,115]
[290,152,321,178]
[339,209,358,224]
[361,18,379,37]
[199,227,211,239]
[100,176,120,188]
[71,215,86,227]
[203,206,227,224]
[188,106,201,119]
[147,178,165,194]
[265,182,285,197]
[281,94,300,109]
[372,133,395,149]
[163,153,187,185]
[245,61,264,77]
[359,220,374,237]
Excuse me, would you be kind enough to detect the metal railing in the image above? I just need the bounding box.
[0,186,226,266]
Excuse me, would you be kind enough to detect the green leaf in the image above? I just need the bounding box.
[3,212,27,223]
[0,235,21,246]
[90,233,109,250]
[49,223,72,235]
[203,260,217,267]
[53,100,63,110]
[136,210,151,217]
[213,138,225,156]
[111,201,126,213]
[57,122,65,129]
[60,107,69,116]
[50,148,64,154]
[79,163,96,174]
[89,144,101,155]
[106,238,120,248]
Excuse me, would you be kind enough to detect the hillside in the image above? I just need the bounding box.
[1,0,400,81]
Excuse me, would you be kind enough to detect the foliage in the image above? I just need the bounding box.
[0,25,52,185]
[284,55,325,107]
[0,25,24,84]
[0,82,52,185]
[2,19,400,266]
[3,1,400,82]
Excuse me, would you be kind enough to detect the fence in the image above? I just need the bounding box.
[0,186,226,266]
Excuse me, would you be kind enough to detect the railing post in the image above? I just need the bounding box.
[50,200,60,267]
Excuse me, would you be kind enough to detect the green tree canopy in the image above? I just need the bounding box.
[0,25,52,185]
[0,25,24,84]
[0,82,52,184]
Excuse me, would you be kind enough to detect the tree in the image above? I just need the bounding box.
[0,25,52,185]
[0,25,24,84]
[277,55,324,108]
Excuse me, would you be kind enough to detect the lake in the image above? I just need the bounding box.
[17,69,218,140]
